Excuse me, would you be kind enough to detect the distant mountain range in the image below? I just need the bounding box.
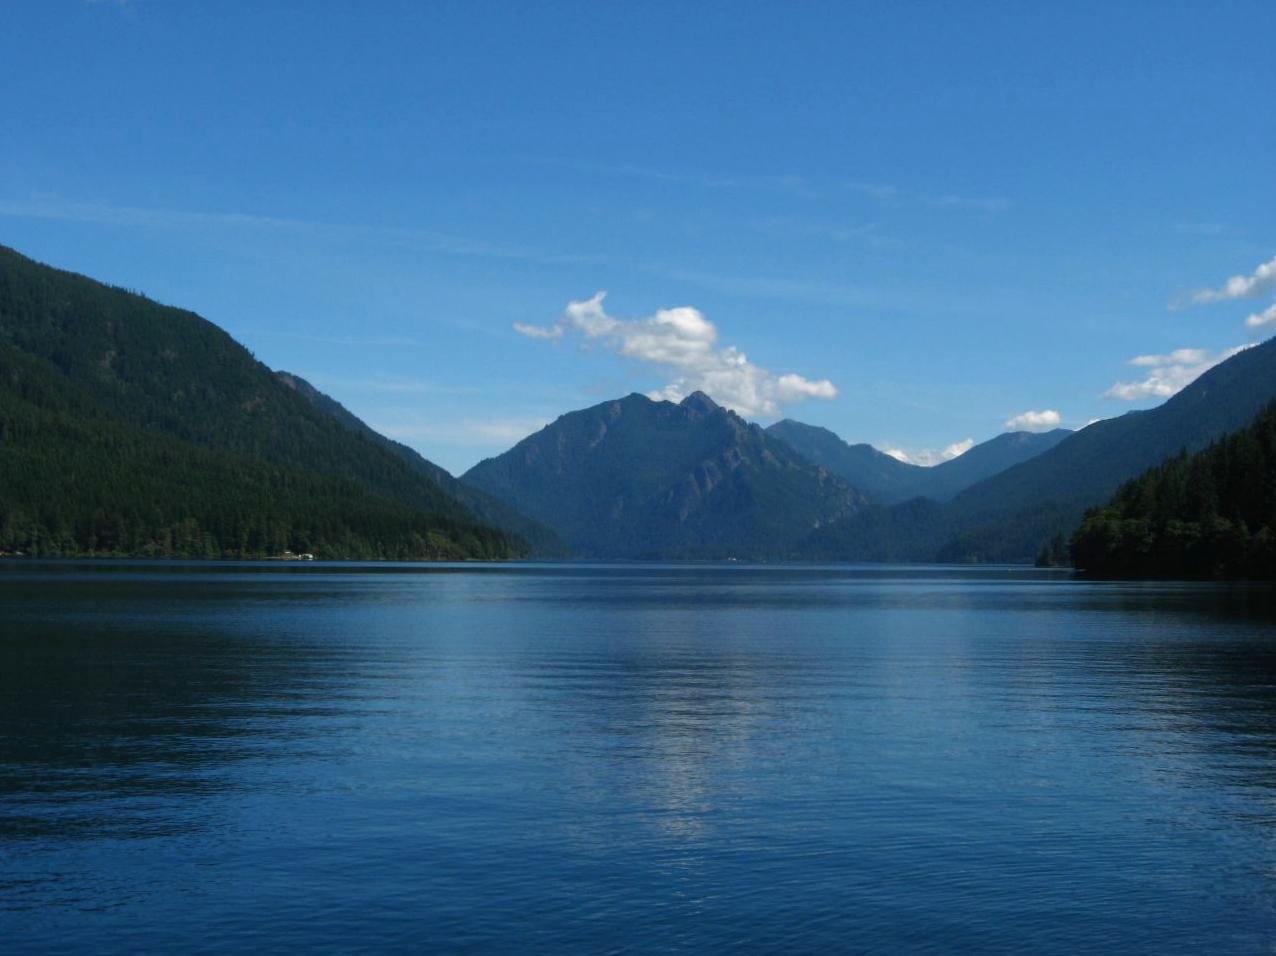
[765,419,1071,505]
[4,241,1274,566]
[0,244,540,559]
[806,335,1276,562]
[463,391,865,559]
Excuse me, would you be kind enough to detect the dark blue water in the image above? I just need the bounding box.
[3,562,1276,953]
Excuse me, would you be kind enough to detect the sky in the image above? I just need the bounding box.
[2,1,1274,473]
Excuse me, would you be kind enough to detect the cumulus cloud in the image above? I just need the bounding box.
[1186,254,1276,305]
[1102,345,1251,401]
[1004,409,1062,432]
[884,438,975,467]
[514,292,837,417]
[1246,303,1276,329]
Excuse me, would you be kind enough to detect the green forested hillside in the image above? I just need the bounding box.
[1071,400,1276,579]
[277,371,566,556]
[0,244,524,559]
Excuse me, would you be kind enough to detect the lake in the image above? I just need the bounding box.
[3,561,1276,953]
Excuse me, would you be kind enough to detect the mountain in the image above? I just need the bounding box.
[277,371,566,556]
[1071,399,1276,579]
[809,336,1276,563]
[462,391,867,559]
[765,419,1070,504]
[762,421,919,503]
[0,243,525,560]
[914,429,1072,502]
[936,336,1276,560]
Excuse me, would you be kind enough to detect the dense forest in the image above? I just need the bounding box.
[0,244,527,560]
[277,371,566,557]
[1071,399,1276,579]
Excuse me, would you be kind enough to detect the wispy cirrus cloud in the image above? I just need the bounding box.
[930,194,1010,213]
[0,194,888,311]
[521,157,817,197]
[522,157,1007,213]
[0,194,606,269]
[843,181,1009,213]
[1102,345,1251,401]
[513,292,837,418]
[750,216,896,248]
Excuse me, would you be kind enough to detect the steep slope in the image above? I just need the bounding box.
[0,244,524,559]
[917,429,1072,502]
[1071,399,1276,579]
[277,371,566,556]
[462,391,866,559]
[764,420,922,503]
[766,419,1070,504]
[937,336,1276,561]
[811,336,1276,563]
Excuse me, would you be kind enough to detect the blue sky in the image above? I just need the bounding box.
[3,1,1274,472]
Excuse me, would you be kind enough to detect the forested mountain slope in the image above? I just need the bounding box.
[807,336,1276,563]
[1072,399,1276,579]
[0,244,523,559]
[277,371,565,556]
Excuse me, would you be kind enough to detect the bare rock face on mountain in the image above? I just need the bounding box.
[463,391,867,559]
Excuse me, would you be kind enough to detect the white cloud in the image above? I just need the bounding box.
[1004,409,1062,431]
[513,292,838,417]
[1187,254,1276,305]
[884,438,975,467]
[1128,348,1208,367]
[511,322,563,340]
[1102,345,1251,401]
[1246,303,1276,329]
[938,438,976,461]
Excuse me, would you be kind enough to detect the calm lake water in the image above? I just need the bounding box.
[3,562,1276,953]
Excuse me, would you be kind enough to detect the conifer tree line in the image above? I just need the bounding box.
[0,244,526,560]
[1072,399,1276,579]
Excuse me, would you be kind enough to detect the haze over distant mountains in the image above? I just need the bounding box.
[765,419,1072,505]
[3,243,1275,565]
[806,334,1276,562]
